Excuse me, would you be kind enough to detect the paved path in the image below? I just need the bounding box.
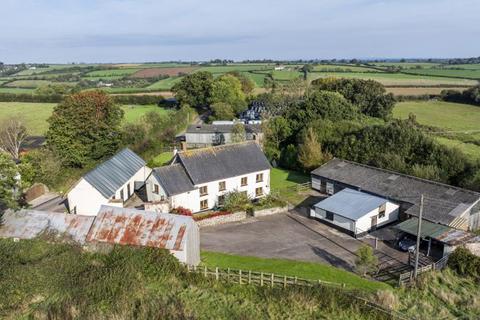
[201,211,409,273]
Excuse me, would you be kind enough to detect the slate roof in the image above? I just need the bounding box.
[152,164,195,196]
[186,124,262,134]
[311,158,480,226]
[176,142,271,185]
[313,189,390,221]
[83,148,146,198]
[86,205,196,251]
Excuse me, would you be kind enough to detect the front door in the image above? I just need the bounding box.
[371,215,378,230]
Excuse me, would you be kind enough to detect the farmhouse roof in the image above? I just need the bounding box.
[313,188,389,221]
[311,158,480,226]
[176,142,271,185]
[83,148,146,198]
[86,205,195,251]
[152,164,195,196]
[0,210,94,244]
[186,123,262,134]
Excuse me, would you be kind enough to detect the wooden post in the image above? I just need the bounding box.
[271,273,274,288]
[260,272,264,286]
[248,271,251,284]
[227,268,230,282]
[294,276,297,284]
[215,267,219,281]
[414,194,424,279]
[283,275,287,288]
[204,265,207,278]
[239,270,242,284]
[194,265,197,272]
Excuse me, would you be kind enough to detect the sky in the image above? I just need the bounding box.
[1,0,479,63]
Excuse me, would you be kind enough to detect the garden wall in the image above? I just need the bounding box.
[196,211,247,228]
[253,206,289,217]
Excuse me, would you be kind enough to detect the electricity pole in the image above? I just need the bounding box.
[413,194,424,279]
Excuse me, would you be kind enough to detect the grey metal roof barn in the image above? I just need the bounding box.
[152,164,195,196]
[0,210,94,244]
[175,141,270,185]
[83,148,146,198]
[313,189,388,221]
[312,158,480,227]
[186,123,262,134]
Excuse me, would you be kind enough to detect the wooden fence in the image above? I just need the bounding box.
[187,265,411,320]
[398,254,450,286]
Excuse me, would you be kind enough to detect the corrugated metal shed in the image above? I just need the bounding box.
[0,210,94,244]
[312,158,480,225]
[186,124,262,134]
[86,205,194,251]
[153,164,195,196]
[394,217,479,245]
[313,189,388,221]
[176,141,270,185]
[83,148,146,198]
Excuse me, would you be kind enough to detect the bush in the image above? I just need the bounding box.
[193,211,232,221]
[171,206,193,217]
[223,191,251,212]
[447,247,480,279]
[355,245,378,276]
[255,194,287,210]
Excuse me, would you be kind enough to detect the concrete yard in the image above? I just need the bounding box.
[201,211,409,273]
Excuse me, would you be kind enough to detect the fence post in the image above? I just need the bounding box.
[227,268,230,282]
[248,271,251,284]
[239,269,242,285]
[271,273,274,288]
[204,265,207,278]
[294,276,297,285]
[284,275,287,288]
[215,267,219,281]
[260,272,264,286]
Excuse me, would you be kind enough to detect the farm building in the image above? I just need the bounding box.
[86,206,200,265]
[0,206,200,265]
[67,148,151,215]
[146,141,271,213]
[311,158,480,231]
[185,123,262,148]
[311,188,399,237]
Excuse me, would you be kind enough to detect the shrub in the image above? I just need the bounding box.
[255,194,287,210]
[223,190,251,212]
[171,206,193,217]
[355,245,378,276]
[447,247,480,279]
[193,211,232,221]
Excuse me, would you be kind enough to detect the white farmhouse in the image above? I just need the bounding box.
[146,142,271,213]
[310,188,399,237]
[67,148,151,215]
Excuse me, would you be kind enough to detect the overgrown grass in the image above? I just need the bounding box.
[0,239,393,320]
[201,251,391,292]
[148,150,174,167]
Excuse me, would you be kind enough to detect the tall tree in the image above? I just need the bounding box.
[226,71,255,95]
[46,91,124,167]
[210,102,235,121]
[0,152,19,215]
[298,128,330,171]
[0,117,28,160]
[263,116,291,161]
[231,123,246,143]
[209,75,248,114]
[172,71,213,108]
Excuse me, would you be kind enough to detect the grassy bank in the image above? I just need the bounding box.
[201,251,390,292]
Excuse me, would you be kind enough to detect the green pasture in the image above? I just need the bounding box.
[84,68,141,77]
[0,87,36,94]
[402,68,480,79]
[147,76,184,90]
[312,64,382,72]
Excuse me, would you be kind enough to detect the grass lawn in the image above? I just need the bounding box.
[147,76,184,89]
[435,137,480,160]
[270,167,310,205]
[148,151,174,167]
[201,251,391,292]
[393,101,480,131]
[0,102,170,135]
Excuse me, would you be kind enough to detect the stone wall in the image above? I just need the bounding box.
[253,206,289,217]
[196,211,247,228]
[144,202,170,213]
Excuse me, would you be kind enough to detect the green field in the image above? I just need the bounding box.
[313,64,383,72]
[4,79,53,88]
[393,101,480,160]
[0,87,36,94]
[201,251,390,291]
[147,76,184,90]
[403,68,480,79]
[197,64,271,74]
[371,62,442,69]
[0,102,170,135]
[84,68,141,77]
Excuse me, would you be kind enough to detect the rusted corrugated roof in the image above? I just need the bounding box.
[85,205,194,251]
[0,210,94,244]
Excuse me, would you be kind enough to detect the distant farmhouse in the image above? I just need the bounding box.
[146,142,271,213]
[185,123,263,148]
[311,158,480,232]
[67,148,151,215]
[239,101,265,122]
[0,206,200,265]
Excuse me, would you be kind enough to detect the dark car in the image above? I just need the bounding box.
[398,235,416,252]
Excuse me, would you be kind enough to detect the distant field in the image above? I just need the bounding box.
[441,64,480,70]
[0,102,170,135]
[131,67,197,78]
[308,72,478,86]
[313,64,382,72]
[147,76,184,90]
[4,80,53,88]
[197,65,271,73]
[84,68,141,77]
[403,68,480,79]
[371,62,441,69]
[0,87,36,94]
[393,101,480,160]
[386,87,470,96]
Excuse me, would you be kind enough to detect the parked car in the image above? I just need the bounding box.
[398,235,416,252]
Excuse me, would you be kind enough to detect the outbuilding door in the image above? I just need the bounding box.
[371,215,378,230]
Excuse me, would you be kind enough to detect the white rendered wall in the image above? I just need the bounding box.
[67,178,108,216]
[355,202,399,234]
[113,166,152,201]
